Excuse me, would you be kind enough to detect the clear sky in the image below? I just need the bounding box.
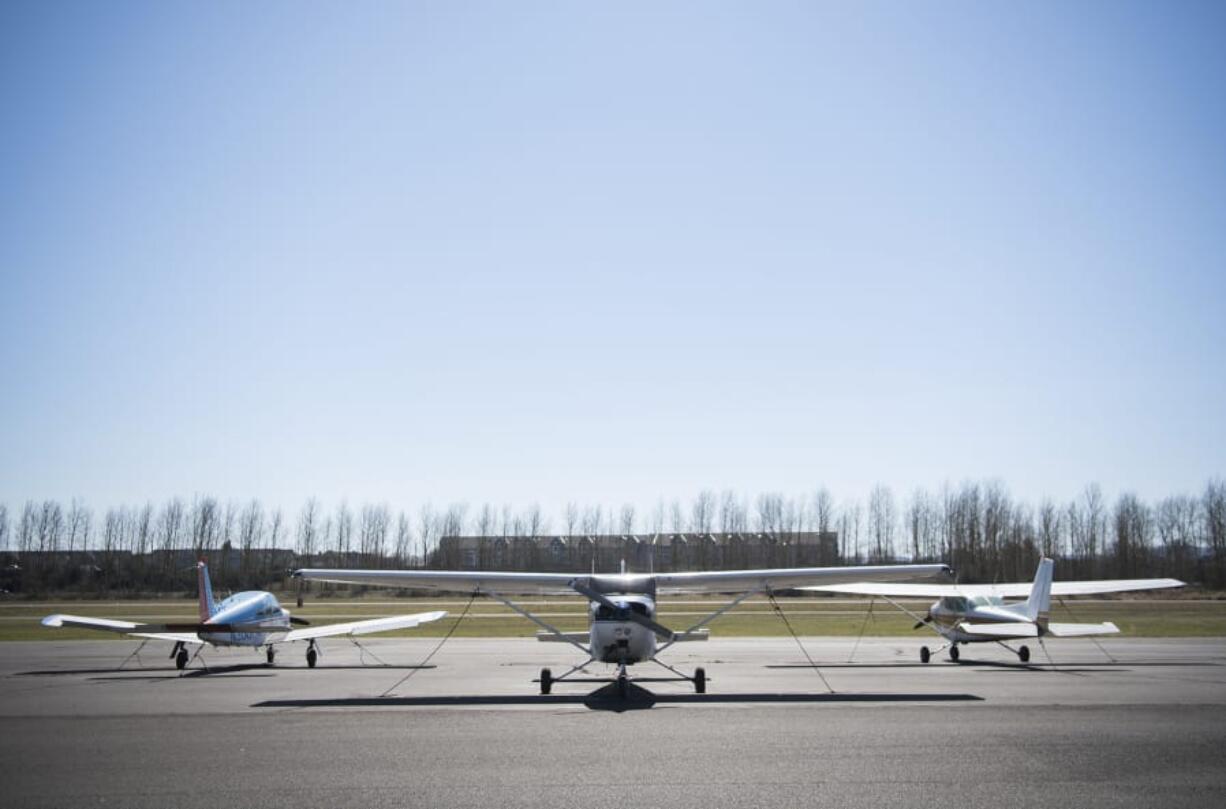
[2,1,1223,520]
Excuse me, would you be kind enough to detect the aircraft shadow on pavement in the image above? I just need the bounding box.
[253,684,983,713]
[16,663,437,678]
[768,660,1223,672]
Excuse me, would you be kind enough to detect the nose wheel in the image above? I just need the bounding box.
[175,647,189,670]
[266,646,276,665]
[305,640,318,668]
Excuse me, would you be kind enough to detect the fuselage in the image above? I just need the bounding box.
[588,594,657,665]
[199,590,291,647]
[929,595,1035,643]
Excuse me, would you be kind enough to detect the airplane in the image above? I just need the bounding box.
[294,561,951,696]
[802,557,1184,663]
[42,560,447,670]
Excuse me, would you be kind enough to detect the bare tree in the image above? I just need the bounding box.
[691,490,715,534]
[618,503,636,534]
[297,498,320,560]
[867,485,897,562]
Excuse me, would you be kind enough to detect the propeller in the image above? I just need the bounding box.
[569,579,677,641]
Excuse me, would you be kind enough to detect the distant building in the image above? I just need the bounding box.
[434,532,839,572]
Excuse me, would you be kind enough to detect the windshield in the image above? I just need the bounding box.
[593,601,651,621]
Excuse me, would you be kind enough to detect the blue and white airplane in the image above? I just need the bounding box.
[43,560,446,670]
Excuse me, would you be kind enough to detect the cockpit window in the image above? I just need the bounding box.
[593,601,650,620]
[940,596,969,612]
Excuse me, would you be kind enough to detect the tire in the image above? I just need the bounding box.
[176,649,188,670]
[694,667,706,694]
[306,648,317,668]
[1019,645,1030,663]
[920,646,930,664]
[540,668,552,695]
[949,644,960,662]
[266,647,275,665]
[617,675,628,699]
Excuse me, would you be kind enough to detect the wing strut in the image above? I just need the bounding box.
[483,588,591,656]
[656,587,762,655]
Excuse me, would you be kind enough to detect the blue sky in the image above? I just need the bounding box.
[2,1,1223,519]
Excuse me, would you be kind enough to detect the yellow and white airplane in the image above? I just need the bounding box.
[295,561,951,695]
[803,558,1184,663]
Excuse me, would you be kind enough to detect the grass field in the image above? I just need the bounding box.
[4,595,1226,641]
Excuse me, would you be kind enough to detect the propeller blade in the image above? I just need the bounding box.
[569,579,677,641]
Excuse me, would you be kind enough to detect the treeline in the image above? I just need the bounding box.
[1,479,1224,595]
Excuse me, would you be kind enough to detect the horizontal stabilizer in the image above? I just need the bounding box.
[1045,622,1120,637]
[958,622,1039,638]
[283,610,447,643]
[671,629,710,642]
[535,631,591,644]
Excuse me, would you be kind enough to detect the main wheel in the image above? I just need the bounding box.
[920,646,931,664]
[1019,645,1030,663]
[306,647,317,668]
[539,668,552,695]
[266,646,276,665]
[694,667,706,694]
[949,644,960,662]
[175,648,189,670]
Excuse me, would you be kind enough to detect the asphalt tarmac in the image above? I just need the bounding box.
[2,636,1225,808]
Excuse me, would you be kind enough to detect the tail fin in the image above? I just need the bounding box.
[1022,558,1054,623]
[197,560,217,621]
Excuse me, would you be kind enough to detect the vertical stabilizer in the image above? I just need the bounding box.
[1022,558,1054,623]
[197,560,217,621]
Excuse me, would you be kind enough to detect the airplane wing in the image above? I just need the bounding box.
[649,564,950,593]
[1045,621,1120,637]
[803,577,1184,598]
[41,614,203,644]
[294,564,950,595]
[281,610,447,642]
[958,621,1039,638]
[1049,579,1184,596]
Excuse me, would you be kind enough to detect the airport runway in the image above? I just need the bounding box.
[2,637,1225,807]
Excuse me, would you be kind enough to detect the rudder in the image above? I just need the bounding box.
[1023,558,1054,623]
[197,560,217,620]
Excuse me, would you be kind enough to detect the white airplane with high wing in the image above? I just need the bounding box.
[804,558,1184,664]
[295,561,950,695]
[43,560,446,670]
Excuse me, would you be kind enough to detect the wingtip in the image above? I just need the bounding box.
[41,614,63,627]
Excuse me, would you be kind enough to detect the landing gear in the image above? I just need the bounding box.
[949,644,960,662]
[616,662,629,698]
[539,668,552,695]
[305,641,318,669]
[693,667,706,694]
[175,648,189,670]
[266,646,276,665]
[920,646,931,664]
[1018,645,1030,663]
